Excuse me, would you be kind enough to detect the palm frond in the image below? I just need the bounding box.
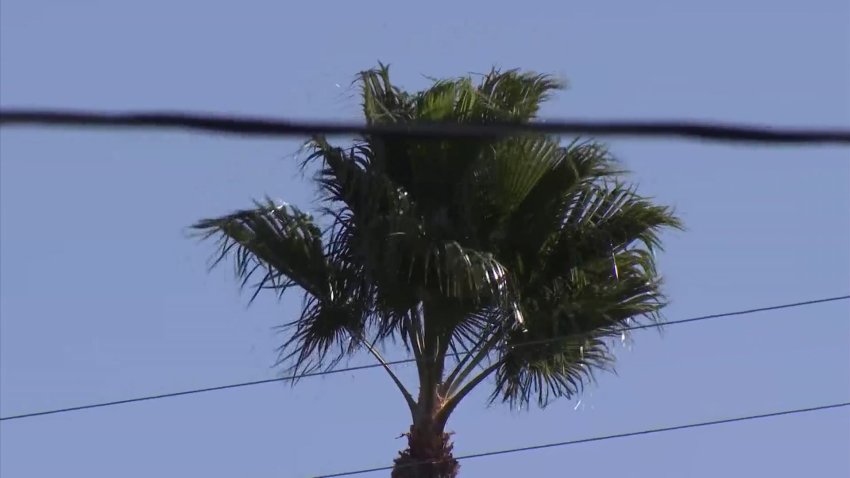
[193,199,375,376]
[275,285,369,377]
[491,332,612,409]
[359,63,414,125]
[540,181,683,287]
[490,225,674,408]
[493,141,619,280]
[486,154,680,408]
[474,68,566,122]
[415,79,462,122]
[191,199,329,300]
[462,135,560,244]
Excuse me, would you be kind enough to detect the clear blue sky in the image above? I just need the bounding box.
[1,1,848,476]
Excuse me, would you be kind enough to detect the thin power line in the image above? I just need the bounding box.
[512,294,849,349]
[0,295,846,422]
[0,360,414,422]
[2,109,849,144]
[314,401,850,477]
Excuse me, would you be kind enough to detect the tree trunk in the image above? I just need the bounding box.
[391,419,459,478]
[395,300,460,477]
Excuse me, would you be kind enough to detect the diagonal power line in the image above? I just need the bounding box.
[2,109,850,144]
[0,295,847,422]
[314,401,850,477]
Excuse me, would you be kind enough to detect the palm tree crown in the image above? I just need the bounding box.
[193,64,682,477]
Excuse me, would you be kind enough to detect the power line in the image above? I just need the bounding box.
[0,294,846,422]
[0,359,414,422]
[513,294,850,349]
[2,109,849,144]
[314,401,850,477]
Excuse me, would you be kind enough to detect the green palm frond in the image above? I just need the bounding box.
[192,199,374,376]
[492,330,612,408]
[488,179,680,407]
[275,279,370,376]
[461,135,561,244]
[540,182,683,286]
[192,199,329,301]
[491,141,619,281]
[473,69,565,121]
[420,241,510,305]
[490,270,663,409]
[359,63,415,125]
[415,79,463,122]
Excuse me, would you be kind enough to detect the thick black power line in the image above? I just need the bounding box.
[2,109,850,144]
[314,401,850,477]
[0,295,846,422]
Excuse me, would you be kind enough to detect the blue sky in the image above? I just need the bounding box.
[1,1,848,477]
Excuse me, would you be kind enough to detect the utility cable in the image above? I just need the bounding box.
[314,401,850,477]
[2,109,849,144]
[0,294,846,422]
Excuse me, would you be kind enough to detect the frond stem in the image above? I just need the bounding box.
[407,308,425,367]
[443,327,503,395]
[350,332,417,416]
[437,359,503,427]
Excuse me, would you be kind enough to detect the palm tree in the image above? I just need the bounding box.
[192,64,682,478]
